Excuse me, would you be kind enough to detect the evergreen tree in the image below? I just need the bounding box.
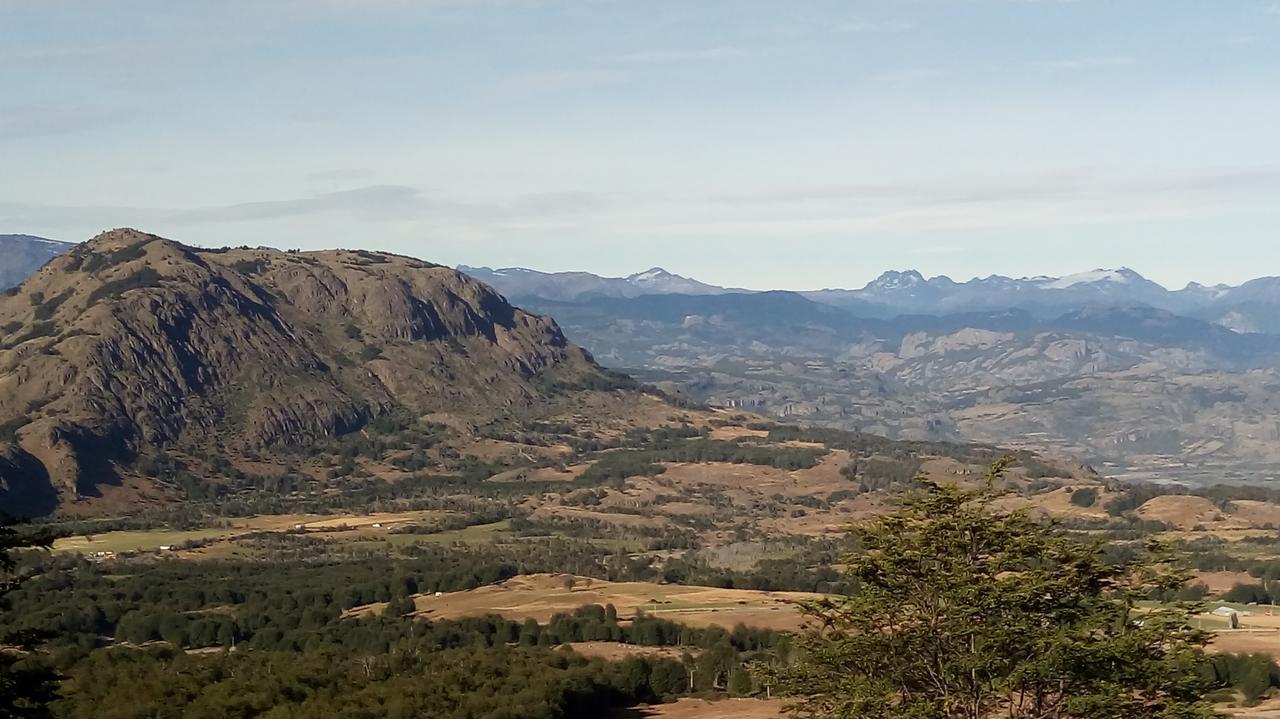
[1,516,56,718]
[727,666,754,696]
[759,461,1221,719]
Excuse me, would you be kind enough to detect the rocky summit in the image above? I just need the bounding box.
[0,229,610,515]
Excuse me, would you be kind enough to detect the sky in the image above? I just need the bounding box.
[3,0,1279,291]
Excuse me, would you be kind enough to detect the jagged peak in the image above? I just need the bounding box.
[864,270,926,291]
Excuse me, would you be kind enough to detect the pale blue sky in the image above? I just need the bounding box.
[3,0,1279,290]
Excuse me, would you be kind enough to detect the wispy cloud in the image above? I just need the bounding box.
[601,47,746,65]
[878,56,1137,82]
[8,166,1279,250]
[1032,56,1137,71]
[0,103,127,142]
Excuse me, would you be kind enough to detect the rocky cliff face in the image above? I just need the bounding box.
[0,229,605,515]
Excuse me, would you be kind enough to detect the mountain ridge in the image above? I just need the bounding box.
[0,229,617,516]
[459,263,1280,332]
[6,239,1276,327]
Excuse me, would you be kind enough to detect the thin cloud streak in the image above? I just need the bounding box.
[6,166,1278,245]
[600,47,747,64]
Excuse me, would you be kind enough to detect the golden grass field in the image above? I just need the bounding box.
[614,699,786,719]
[563,642,697,662]
[348,574,819,631]
[51,510,449,555]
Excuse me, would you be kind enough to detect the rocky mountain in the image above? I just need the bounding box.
[0,234,74,289]
[1191,278,1280,335]
[458,265,747,301]
[524,292,1280,369]
[9,252,1276,332]
[517,289,1280,482]
[461,264,1280,332]
[0,229,614,516]
[804,267,1192,318]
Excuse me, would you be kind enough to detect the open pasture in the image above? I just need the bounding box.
[350,573,819,631]
[51,510,449,555]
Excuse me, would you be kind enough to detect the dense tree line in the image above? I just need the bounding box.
[1,516,58,718]
[1206,654,1280,705]
[53,645,685,719]
[0,538,848,656]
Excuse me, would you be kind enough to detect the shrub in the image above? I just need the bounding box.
[1070,488,1099,508]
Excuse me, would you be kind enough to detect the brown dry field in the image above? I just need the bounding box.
[1227,500,1280,528]
[615,699,785,719]
[1199,606,1280,656]
[349,574,818,631]
[707,427,770,441]
[53,509,446,555]
[1227,697,1280,718]
[563,642,697,662]
[1137,495,1239,531]
[1209,630,1280,656]
[993,485,1116,520]
[489,464,588,483]
[1197,571,1260,594]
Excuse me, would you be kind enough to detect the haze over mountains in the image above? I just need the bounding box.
[13,241,1278,331]
[462,263,1280,483]
[8,236,1280,484]
[464,264,1280,332]
[0,234,75,290]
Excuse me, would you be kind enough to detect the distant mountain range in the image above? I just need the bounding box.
[461,263,1280,482]
[458,265,749,301]
[9,235,1280,480]
[462,264,1280,334]
[1,234,75,289]
[10,243,1277,332]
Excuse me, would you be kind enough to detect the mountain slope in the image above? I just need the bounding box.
[0,234,74,289]
[518,288,1280,478]
[0,229,612,515]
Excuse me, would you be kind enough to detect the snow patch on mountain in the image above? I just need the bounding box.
[628,268,675,283]
[1043,269,1136,290]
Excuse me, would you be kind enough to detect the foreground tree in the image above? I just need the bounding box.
[1,517,56,719]
[761,461,1220,719]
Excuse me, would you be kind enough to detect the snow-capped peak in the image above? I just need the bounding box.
[1042,268,1139,290]
[628,268,676,284]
